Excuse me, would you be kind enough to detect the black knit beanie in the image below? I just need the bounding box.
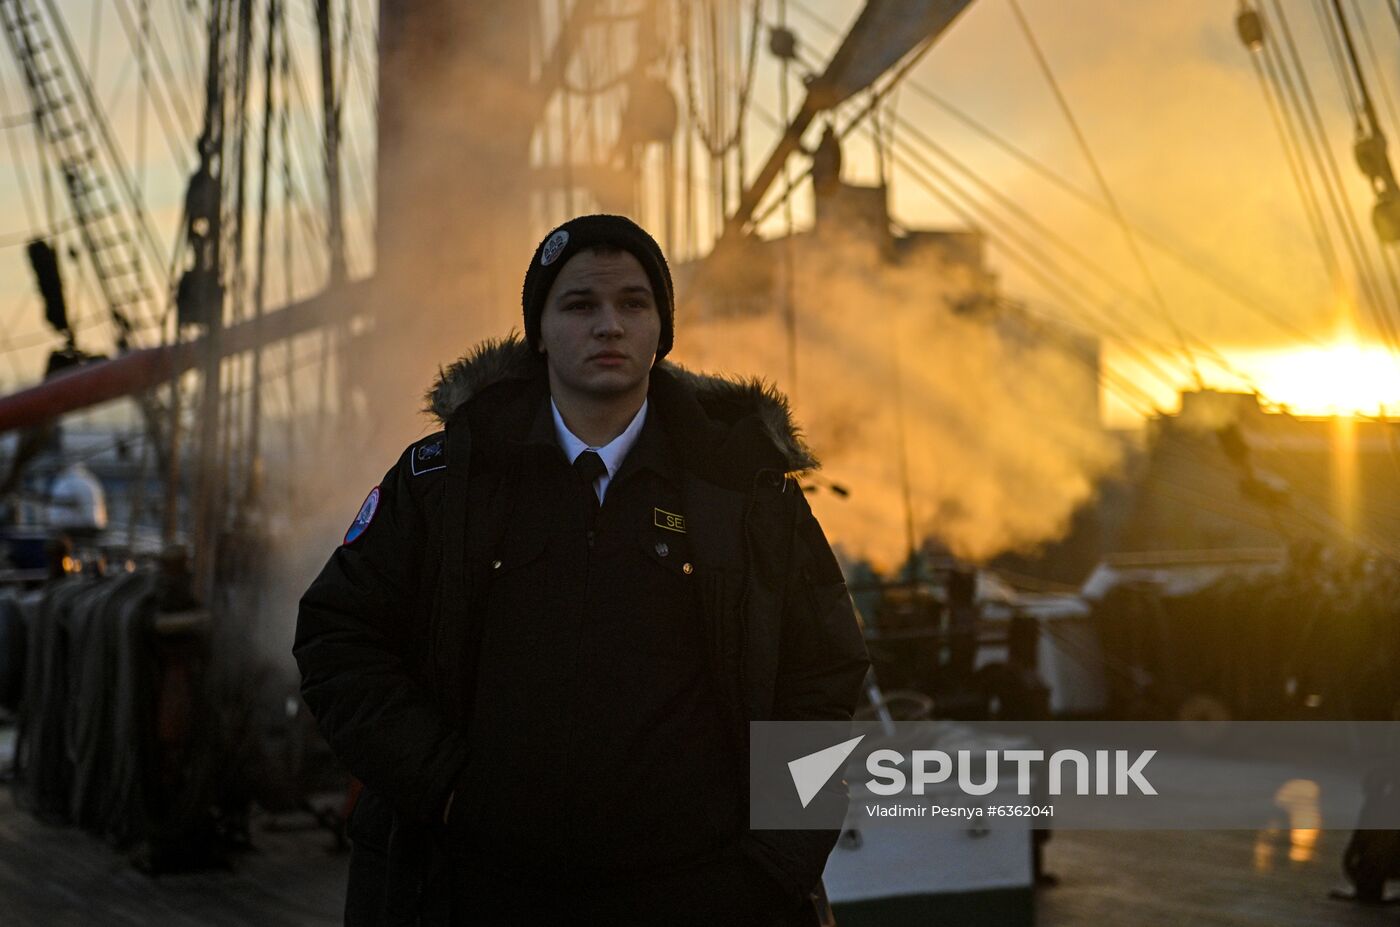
[521,214,675,360]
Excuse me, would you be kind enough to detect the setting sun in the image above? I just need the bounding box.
[1241,340,1400,417]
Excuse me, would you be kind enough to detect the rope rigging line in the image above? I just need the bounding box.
[888,142,1192,405]
[790,0,1326,370]
[1310,0,1362,132]
[681,0,762,157]
[767,93,1174,412]
[778,38,1305,415]
[785,0,1327,350]
[41,0,173,284]
[245,0,278,482]
[112,0,200,157]
[1320,0,1387,149]
[1326,22,1400,359]
[878,100,1267,397]
[0,59,40,232]
[764,42,1214,402]
[277,28,333,226]
[889,129,1194,384]
[1348,0,1400,173]
[324,118,374,271]
[1268,0,1400,353]
[777,0,797,391]
[1260,1,1376,301]
[134,0,149,201]
[270,17,341,236]
[270,111,333,282]
[1274,2,1398,354]
[347,0,377,111]
[739,92,1161,417]
[748,2,1325,418]
[86,0,102,84]
[1242,5,1345,299]
[1005,0,1203,386]
[1325,0,1400,360]
[912,76,1331,350]
[165,0,201,90]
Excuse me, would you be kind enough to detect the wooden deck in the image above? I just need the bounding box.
[0,786,346,927]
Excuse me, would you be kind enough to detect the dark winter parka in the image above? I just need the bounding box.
[294,335,870,924]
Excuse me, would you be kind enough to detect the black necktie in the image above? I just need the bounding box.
[573,450,607,522]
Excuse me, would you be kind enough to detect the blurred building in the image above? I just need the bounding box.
[1119,389,1400,555]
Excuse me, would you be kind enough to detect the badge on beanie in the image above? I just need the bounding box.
[540,229,570,266]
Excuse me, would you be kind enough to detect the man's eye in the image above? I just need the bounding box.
[565,302,593,312]
[623,299,649,310]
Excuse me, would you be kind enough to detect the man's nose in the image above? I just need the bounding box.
[593,304,625,337]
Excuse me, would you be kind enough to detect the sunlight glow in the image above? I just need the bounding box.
[1247,340,1400,417]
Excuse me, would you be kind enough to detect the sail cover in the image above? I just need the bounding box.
[811,0,974,107]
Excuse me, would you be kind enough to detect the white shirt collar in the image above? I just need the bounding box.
[550,397,648,478]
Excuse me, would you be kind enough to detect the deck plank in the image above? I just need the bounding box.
[0,787,345,927]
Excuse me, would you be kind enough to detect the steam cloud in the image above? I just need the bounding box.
[677,227,1120,568]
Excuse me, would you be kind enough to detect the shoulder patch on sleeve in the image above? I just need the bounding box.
[410,433,447,476]
[344,486,381,545]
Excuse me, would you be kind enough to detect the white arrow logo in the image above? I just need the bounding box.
[788,735,866,809]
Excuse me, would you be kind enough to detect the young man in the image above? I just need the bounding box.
[294,215,868,926]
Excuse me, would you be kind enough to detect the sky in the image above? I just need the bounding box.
[795,0,1400,425]
[0,0,1396,431]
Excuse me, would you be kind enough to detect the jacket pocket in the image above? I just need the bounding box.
[480,532,551,626]
[487,532,548,578]
[636,528,697,578]
[346,786,392,854]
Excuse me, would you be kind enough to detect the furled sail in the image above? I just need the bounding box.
[809,0,974,108]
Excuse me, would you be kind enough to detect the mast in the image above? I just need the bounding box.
[316,0,346,283]
[715,0,973,248]
[191,0,228,599]
[247,0,280,501]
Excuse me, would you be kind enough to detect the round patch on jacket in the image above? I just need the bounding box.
[343,486,380,545]
[540,229,569,266]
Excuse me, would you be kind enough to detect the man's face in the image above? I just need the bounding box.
[538,248,661,400]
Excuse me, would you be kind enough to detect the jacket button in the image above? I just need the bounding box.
[682,562,693,575]
[655,541,669,558]
[491,559,502,570]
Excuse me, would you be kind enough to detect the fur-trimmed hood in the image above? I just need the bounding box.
[423,334,817,476]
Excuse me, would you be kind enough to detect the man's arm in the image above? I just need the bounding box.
[293,444,469,823]
[742,487,871,907]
